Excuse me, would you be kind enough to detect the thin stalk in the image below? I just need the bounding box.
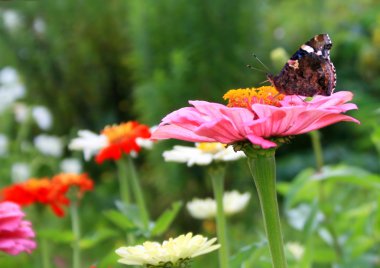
[309,131,324,172]
[116,158,131,204]
[70,200,81,268]
[127,156,150,229]
[244,147,287,268]
[209,166,229,268]
[40,237,51,268]
[34,207,51,268]
[310,131,343,261]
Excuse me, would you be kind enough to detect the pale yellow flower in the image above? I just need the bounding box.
[115,233,220,267]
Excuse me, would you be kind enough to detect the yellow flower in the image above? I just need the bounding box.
[223,86,284,108]
[115,233,220,267]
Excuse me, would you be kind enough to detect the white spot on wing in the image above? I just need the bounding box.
[301,44,314,53]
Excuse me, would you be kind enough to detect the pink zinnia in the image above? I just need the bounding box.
[152,86,359,148]
[0,201,36,255]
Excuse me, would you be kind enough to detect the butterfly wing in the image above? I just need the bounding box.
[267,34,336,97]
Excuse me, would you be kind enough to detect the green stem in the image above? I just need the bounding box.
[70,200,81,268]
[116,158,131,204]
[309,131,324,172]
[40,237,51,268]
[310,131,343,261]
[209,166,229,268]
[244,147,287,268]
[127,156,150,229]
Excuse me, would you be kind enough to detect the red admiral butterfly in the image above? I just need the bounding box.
[267,34,336,97]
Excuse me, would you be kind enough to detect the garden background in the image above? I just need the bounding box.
[0,0,379,267]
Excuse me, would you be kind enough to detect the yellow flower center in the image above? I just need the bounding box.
[102,122,135,143]
[196,142,225,153]
[223,86,284,108]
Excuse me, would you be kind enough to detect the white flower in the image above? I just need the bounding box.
[11,163,30,183]
[0,134,8,156]
[68,130,108,161]
[34,134,63,157]
[163,142,245,167]
[286,242,305,260]
[0,67,19,84]
[186,198,216,219]
[0,67,25,112]
[2,10,22,31]
[115,233,220,266]
[223,190,251,216]
[33,17,45,34]
[32,106,52,130]
[187,190,251,219]
[60,158,82,174]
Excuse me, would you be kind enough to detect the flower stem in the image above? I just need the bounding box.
[40,237,51,268]
[70,200,81,268]
[127,156,150,230]
[116,158,131,204]
[244,147,287,268]
[309,131,324,172]
[209,166,229,268]
[310,131,343,261]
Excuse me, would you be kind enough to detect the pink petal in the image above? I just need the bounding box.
[152,124,215,142]
[246,134,277,148]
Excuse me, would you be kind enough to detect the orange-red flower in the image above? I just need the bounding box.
[1,174,94,217]
[1,178,68,217]
[95,121,151,163]
[51,173,94,199]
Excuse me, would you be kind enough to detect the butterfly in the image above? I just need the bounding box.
[267,34,336,97]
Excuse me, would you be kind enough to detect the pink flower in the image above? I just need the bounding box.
[152,88,359,149]
[0,201,36,255]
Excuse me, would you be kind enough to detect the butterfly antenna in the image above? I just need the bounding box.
[259,79,270,85]
[246,64,266,73]
[252,53,271,72]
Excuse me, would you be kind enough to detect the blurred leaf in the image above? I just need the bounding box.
[150,201,182,236]
[311,165,380,190]
[80,228,119,249]
[115,200,143,228]
[103,209,137,230]
[230,242,272,268]
[96,247,121,268]
[229,242,266,268]
[38,229,73,243]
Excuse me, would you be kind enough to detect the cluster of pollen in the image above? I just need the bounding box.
[223,86,284,108]
[196,142,225,153]
[102,122,135,143]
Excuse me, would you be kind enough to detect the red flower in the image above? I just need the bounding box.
[95,121,151,163]
[51,173,94,199]
[1,178,69,217]
[1,174,94,217]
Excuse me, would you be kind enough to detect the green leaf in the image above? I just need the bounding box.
[103,209,136,230]
[311,165,380,190]
[150,201,183,236]
[38,229,74,243]
[229,242,266,268]
[96,247,120,268]
[115,201,143,228]
[80,228,119,249]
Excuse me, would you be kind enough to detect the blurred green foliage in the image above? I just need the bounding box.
[0,0,380,267]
